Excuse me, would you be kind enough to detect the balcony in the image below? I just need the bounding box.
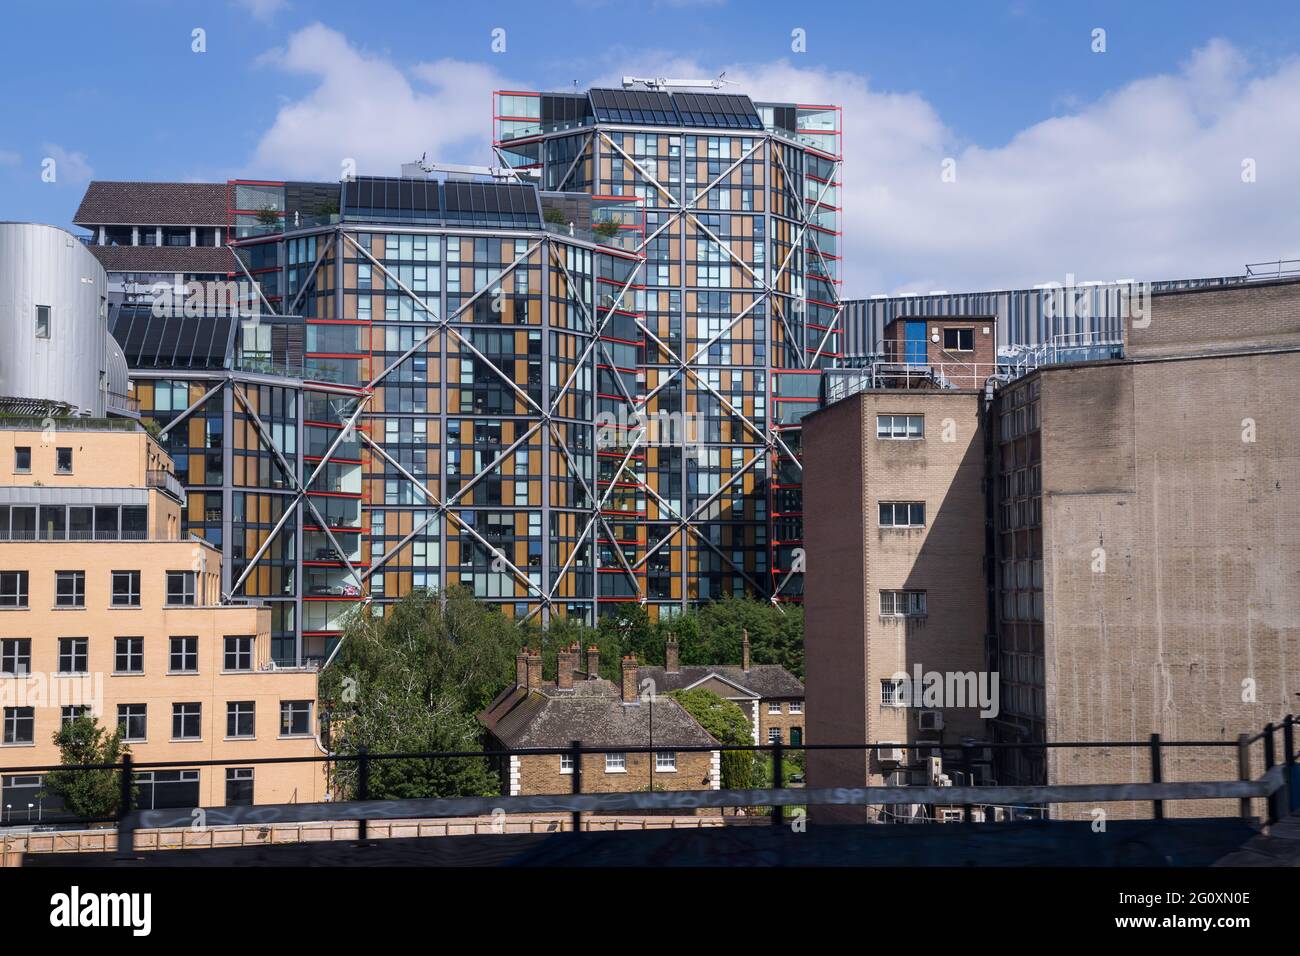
[146,469,187,504]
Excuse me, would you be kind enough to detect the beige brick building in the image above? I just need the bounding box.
[479,647,720,799]
[803,387,991,822]
[0,420,324,820]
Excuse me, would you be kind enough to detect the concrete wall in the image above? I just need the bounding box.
[1040,344,1300,819]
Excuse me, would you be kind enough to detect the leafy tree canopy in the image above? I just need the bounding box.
[45,716,131,821]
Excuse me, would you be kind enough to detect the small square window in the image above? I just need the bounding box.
[789,701,803,715]
[57,638,88,674]
[559,754,574,775]
[280,700,313,737]
[943,327,974,351]
[224,636,254,672]
[55,571,85,608]
[226,768,254,807]
[118,704,146,742]
[55,448,72,474]
[654,752,677,772]
[114,636,143,674]
[227,701,255,739]
[166,572,197,606]
[14,447,30,473]
[169,636,198,672]
[111,571,141,607]
[1,639,31,675]
[172,702,202,740]
[604,753,626,773]
[768,702,782,715]
[4,707,35,744]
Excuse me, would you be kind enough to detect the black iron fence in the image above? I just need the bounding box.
[1,715,1295,853]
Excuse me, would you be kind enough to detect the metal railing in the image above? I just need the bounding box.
[1245,258,1300,281]
[145,469,187,502]
[3,715,1294,856]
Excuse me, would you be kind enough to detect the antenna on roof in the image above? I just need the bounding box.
[621,73,737,91]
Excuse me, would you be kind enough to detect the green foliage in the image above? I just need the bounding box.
[255,205,280,226]
[320,587,523,800]
[543,207,568,225]
[44,716,131,820]
[593,220,622,240]
[669,689,755,790]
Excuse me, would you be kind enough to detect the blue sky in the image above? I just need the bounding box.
[2,0,1298,294]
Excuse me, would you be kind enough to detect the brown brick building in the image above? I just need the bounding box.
[638,634,805,746]
[803,387,991,822]
[479,647,720,798]
[804,280,1300,823]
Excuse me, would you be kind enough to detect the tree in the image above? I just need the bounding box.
[44,716,131,821]
[319,587,520,800]
[669,689,755,790]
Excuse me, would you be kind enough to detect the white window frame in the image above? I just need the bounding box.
[880,589,927,618]
[767,702,781,715]
[789,701,803,715]
[559,753,574,775]
[654,751,677,773]
[879,502,926,528]
[876,414,924,440]
[604,752,626,773]
[881,678,907,707]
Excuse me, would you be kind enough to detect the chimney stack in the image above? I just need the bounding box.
[526,648,543,692]
[742,628,751,672]
[621,653,639,704]
[557,642,579,690]
[515,650,529,689]
[665,637,679,674]
[586,644,600,680]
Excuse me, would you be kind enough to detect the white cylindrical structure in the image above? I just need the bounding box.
[0,222,109,414]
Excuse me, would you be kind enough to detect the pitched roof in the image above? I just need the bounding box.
[74,181,229,226]
[637,664,804,700]
[86,244,238,275]
[480,678,718,750]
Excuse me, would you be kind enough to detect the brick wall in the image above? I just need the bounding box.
[515,750,718,798]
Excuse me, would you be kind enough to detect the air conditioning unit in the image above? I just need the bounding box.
[877,742,905,766]
[918,710,944,731]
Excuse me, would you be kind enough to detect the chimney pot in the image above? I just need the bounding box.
[586,644,600,680]
[665,637,679,674]
[515,650,529,689]
[742,628,751,672]
[621,652,639,704]
[526,648,542,692]
[557,644,578,690]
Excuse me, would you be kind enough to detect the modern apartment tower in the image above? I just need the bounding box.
[493,84,843,614]
[70,81,843,662]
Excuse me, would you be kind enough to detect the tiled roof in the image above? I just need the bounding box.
[637,664,805,700]
[480,678,718,750]
[74,181,229,226]
[86,244,238,275]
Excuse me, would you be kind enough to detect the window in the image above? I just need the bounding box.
[226,768,254,807]
[3,707,34,744]
[655,751,677,772]
[881,678,907,707]
[166,572,197,606]
[54,571,85,608]
[280,701,312,737]
[111,571,141,607]
[1,639,30,675]
[789,701,803,715]
[172,702,201,740]
[118,704,146,742]
[114,637,143,674]
[14,447,30,473]
[169,636,198,673]
[55,447,72,474]
[35,305,50,338]
[57,638,88,674]
[60,705,89,728]
[942,327,974,351]
[880,589,927,618]
[604,753,626,773]
[224,636,254,672]
[768,702,782,715]
[768,727,783,744]
[226,701,255,739]
[876,414,924,440]
[559,754,574,775]
[0,572,29,608]
[879,502,926,528]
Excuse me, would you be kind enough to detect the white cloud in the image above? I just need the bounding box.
[40,144,93,185]
[249,31,1300,295]
[234,0,288,20]
[249,23,517,181]
[593,41,1300,295]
